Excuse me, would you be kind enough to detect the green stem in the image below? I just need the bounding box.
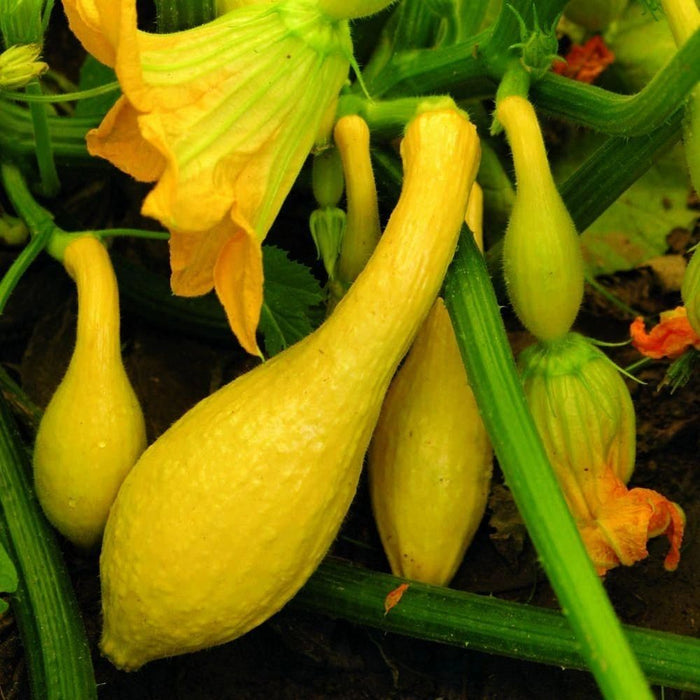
[1,81,120,103]
[0,222,54,313]
[390,0,442,51]
[0,395,96,699]
[25,80,60,196]
[1,162,57,238]
[0,163,58,312]
[294,559,700,693]
[531,28,700,136]
[336,95,428,136]
[363,30,493,98]
[0,98,97,164]
[443,230,652,700]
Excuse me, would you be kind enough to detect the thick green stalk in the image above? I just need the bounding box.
[295,559,700,693]
[390,0,442,50]
[559,109,684,232]
[365,26,700,136]
[25,81,60,196]
[363,30,493,97]
[0,395,96,699]
[443,230,652,700]
[531,28,700,136]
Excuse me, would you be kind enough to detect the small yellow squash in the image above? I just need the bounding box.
[99,106,481,670]
[368,185,493,586]
[33,235,147,550]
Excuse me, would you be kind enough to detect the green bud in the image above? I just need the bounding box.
[519,332,636,490]
[309,206,346,280]
[0,212,29,245]
[498,96,584,342]
[311,146,344,209]
[681,246,700,336]
[0,43,47,90]
[508,4,561,80]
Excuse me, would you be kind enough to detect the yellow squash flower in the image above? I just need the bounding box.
[61,0,352,354]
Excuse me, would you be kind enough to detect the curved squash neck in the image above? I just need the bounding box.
[498,96,557,199]
[318,109,480,378]
[63,236,122,365]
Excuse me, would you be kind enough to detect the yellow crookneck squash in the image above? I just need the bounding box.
[33,235,147,550]
[368,184,493,586]
[98,106,481,670]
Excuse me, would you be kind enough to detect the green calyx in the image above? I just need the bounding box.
[507,3,562,81]
[278,1,353,58]
[518,332,608,381]
[518,332,637,485]
[0,44,47,90]
[309,207,346,280]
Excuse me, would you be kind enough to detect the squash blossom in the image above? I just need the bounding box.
[61,0,356,355]
[520,333,685,576]
[630,307,700,359]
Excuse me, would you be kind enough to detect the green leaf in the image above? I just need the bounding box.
[73,55,119,119]
[580,145,696,276]
[259,246,324,357]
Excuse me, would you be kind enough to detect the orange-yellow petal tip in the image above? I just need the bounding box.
[576,467,685,576]
[213,228,264,358]
[630,307,700,360]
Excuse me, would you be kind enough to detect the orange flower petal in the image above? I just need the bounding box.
[384,583,410,615]
[574,466,685,575]
[213,222,264,358]
[169,219,235,297]
[630,306,700,359]
[86,96,165,183]
[552,35,615,84]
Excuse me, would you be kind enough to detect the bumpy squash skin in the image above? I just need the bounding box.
[99,108,480,670]
[33,236,147,550]
[369,298,493,586]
